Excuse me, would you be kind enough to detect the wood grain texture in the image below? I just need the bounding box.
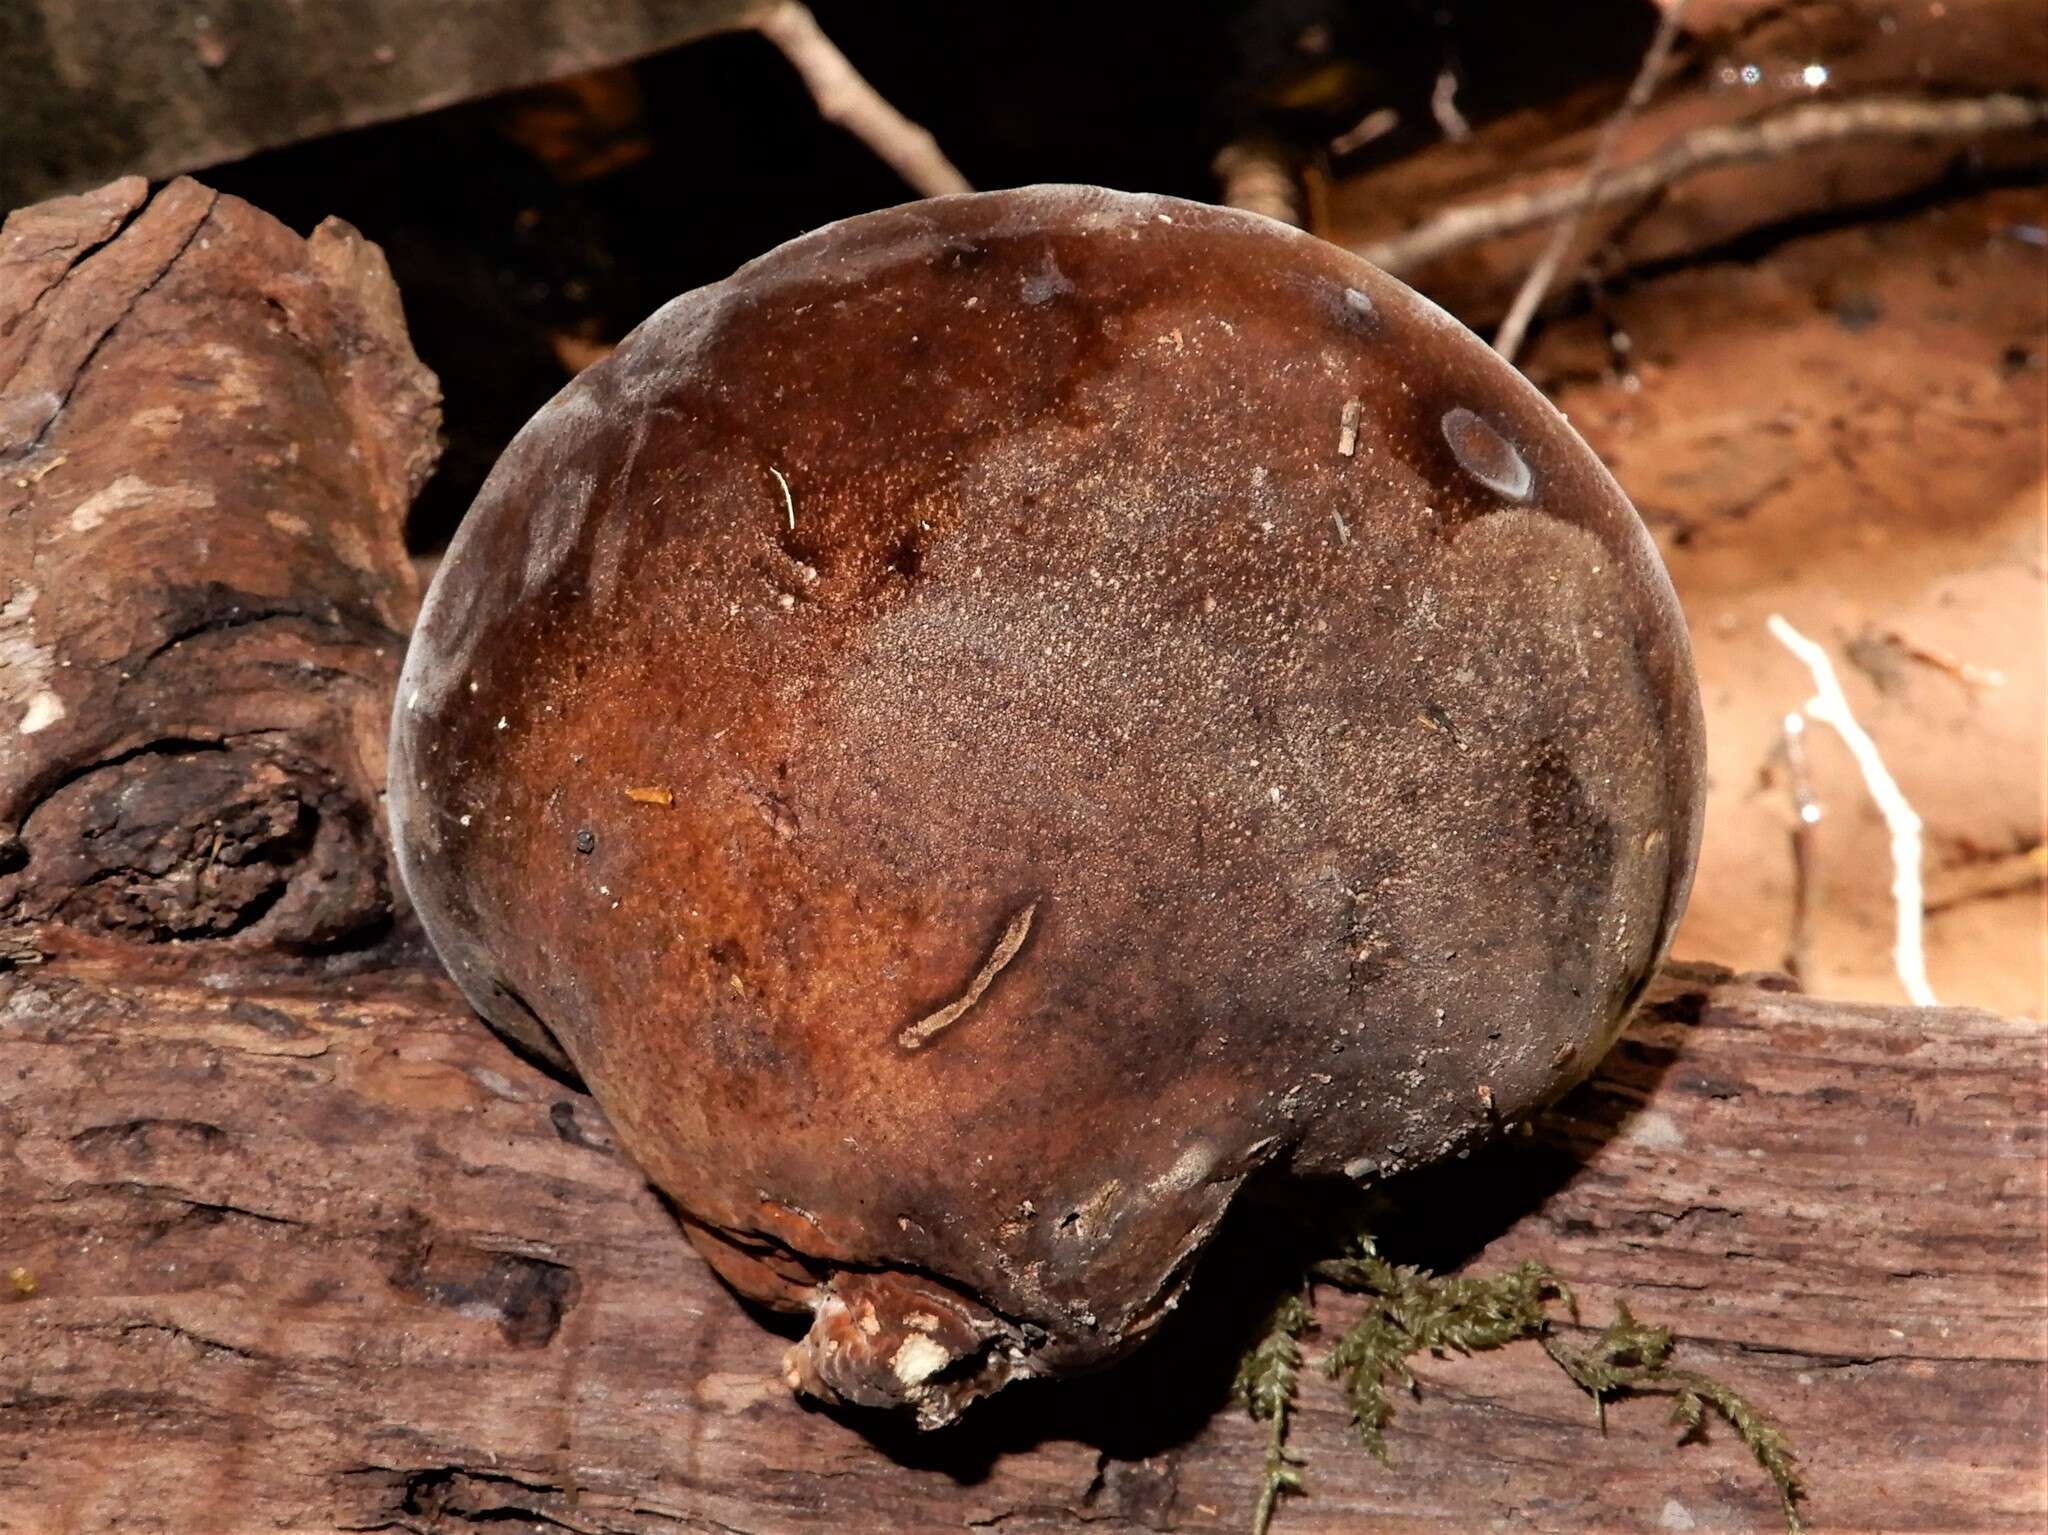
[2,959,2038,1534]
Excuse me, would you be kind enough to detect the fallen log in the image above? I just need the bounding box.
[0,1,762,209]
[0,177,2039,1535]
[1,960,2039,1533]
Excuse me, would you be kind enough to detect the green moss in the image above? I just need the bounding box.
[1233,1292,1315,1535]
[1238,1233,1806,1534]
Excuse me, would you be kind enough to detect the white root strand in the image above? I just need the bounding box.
[1767,614,1937,1007]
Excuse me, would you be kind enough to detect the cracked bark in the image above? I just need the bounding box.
[2,956,2037,1533]
[0,175,439,968]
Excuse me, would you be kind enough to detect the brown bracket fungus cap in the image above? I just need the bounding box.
[389,186,1705,1426]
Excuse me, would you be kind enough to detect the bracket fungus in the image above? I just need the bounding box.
[389,185,1705,1426]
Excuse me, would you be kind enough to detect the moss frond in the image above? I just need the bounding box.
[1234,1290,1316,1535]
[1233,1233,1806,1535]
[1542,1299,1806,1531]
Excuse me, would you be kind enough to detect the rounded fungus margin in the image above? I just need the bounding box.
[389,185,1706,1425]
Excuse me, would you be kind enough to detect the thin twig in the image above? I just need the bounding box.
[1494,0,1691,363]
[769,465,795,530]
[1779,711,1821,985]
[1330,107,1399,158]
[1924,843,2046,914]
[1767,615,1937,1007]
[1884,627,2007,693]
[753,2,971,200]
[1361,93,2048,276]
[1431,68,1472,142]
[1215,139,1305,227]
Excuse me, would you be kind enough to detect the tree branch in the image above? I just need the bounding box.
[1360,92,2048,278]
[1493,0,1692,363]
[753,2,971,200]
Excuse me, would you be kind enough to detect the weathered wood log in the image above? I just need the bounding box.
[0,176,436,967]
[1,958,2038,1532]
[0,174,2038,1535]
[0,1,763,209]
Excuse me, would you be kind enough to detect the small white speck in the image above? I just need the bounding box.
[468,680,478,694]
[17,691,64,734]
[1800,62,1829,88]
[458,814,471,827]
[1629,1110,1687,1150]
[496,716,508,730]
[1268,786,1283,804]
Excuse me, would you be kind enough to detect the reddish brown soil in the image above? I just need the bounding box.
[1526,186,2046,1016]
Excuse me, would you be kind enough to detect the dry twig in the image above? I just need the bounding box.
[752,2,971,200]
[1215,139,1305,227]
[1330,107,1400,159]
[1885,627,2007,693]
[1778,710,1822,985]
[1361,93,2048,277]
[1768,615,1936,1007]
[1924,844,2046,914]
[1431,69,1472,142]
[1493,0,1691,363]
[897,901,1037,1050]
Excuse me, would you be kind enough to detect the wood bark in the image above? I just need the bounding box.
[1,960,2039,1533]
[0,176,2040,1535]
[1,176,437,968]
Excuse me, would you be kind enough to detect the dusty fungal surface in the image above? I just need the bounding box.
[388,185,1705,1425]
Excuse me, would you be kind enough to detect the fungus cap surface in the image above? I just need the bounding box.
[390,185,1705,1422]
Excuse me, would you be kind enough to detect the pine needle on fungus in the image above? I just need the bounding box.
[1236,1234,1805,1535]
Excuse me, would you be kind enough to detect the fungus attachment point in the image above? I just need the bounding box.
[390,185,1703,1424]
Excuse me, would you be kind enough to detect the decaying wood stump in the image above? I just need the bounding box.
[0,175,438,968]
[0,177,2040,1534]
